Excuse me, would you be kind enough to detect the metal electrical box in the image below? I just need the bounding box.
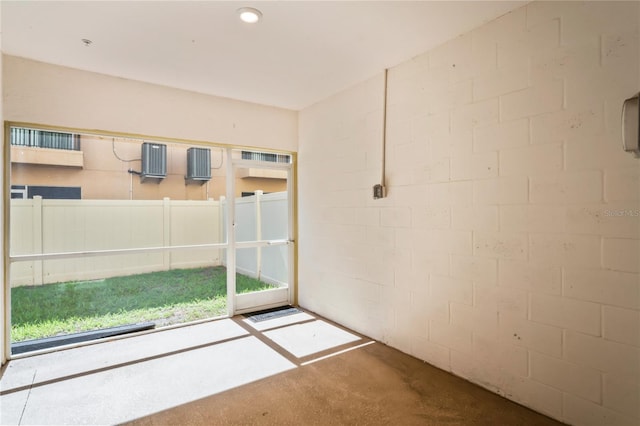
[186,147,211,184]
[622,93,640,157]
[141,142,167,183]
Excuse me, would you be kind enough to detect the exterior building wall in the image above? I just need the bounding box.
[10,135,286,200]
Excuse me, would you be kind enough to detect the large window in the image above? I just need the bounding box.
[10,128,81,151]
[10,185,81,200]
[242,150,291,163]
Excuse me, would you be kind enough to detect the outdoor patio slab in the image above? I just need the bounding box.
[1,312,565,426]
[0,389,29,425]
[0,319,248,391]
[5,335,295,425]
[262,319,361,358]
[126,336,564,426]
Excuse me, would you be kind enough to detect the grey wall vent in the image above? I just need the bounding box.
[141,142,167,183]
[186,147,211,184]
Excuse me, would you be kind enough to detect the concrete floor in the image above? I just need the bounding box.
[0,309,563,425]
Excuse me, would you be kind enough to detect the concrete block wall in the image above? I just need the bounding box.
[298,1,639,424]
[0,5,4,365]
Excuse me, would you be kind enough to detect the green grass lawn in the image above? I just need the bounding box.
[11,266,273,342]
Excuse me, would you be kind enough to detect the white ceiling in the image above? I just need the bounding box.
[1,1,526,110]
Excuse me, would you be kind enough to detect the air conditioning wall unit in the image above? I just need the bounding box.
[185,147,211,184]
[141,142,167,183]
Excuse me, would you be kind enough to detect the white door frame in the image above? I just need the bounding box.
[227,154,294,315]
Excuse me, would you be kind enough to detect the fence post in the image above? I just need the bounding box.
[163,197,171,271]
[218,196,225,267]
[33,196,43,285]
[255,190,263,280]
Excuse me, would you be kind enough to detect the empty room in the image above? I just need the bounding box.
[0,1,638,425]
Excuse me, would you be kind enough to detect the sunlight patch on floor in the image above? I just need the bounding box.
[0,312,368,425]
[1,319,248,391]
[4,337,295,425]
[263,320,361,358]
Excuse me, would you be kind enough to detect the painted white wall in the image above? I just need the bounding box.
[2,56,298,152]
[299,2,640,425]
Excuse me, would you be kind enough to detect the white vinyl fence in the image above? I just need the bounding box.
[9,194,288,287]
[10,197,223,286]
[223,191,289,287]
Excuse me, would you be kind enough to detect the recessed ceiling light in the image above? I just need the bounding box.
[237,7,262,24]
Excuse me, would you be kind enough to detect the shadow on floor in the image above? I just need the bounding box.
[126,320,563,426]
[1,308,564,426]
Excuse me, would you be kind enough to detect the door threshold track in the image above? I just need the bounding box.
[244,305,301,323]
[12,322,156,355]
